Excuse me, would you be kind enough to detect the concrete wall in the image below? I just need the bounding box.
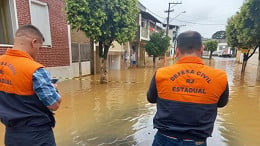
[46,61,91,79]
[108,55,121,70]
[107,41,129,70]
[236,48,259,64]
[71,61,91,77]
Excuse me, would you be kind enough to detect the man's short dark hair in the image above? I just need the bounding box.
[15,24,45,42]
[176,31,202,53]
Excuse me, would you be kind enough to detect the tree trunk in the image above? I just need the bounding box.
[241,53,249,74]
[153,56,156,68]
[100,57,107,84]
[248,45,258,59]
[241,60,247,74]
[98,41,111,84]
[259,47,260,61]
[209,51,213,60]
[240,46,258,74]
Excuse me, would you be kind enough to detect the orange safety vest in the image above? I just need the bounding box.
[156,56,227,104]
[153,56,228,140]
[0,49,55,129]
[0,49,44,95]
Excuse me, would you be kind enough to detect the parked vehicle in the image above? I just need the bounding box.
[217,47,232,57]
[215,43,232,57]
[212,50,218,56]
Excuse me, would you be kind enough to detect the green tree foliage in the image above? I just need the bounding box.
[65,0,139,83]
[212,31,226,40]
[204,40,218,59]
[226,16,239,48]
[144,32,171,67]
[226,0,260,73]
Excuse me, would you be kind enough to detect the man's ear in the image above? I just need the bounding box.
[175,48,180,57]
[31,39,37,47]
[200,46,205,56]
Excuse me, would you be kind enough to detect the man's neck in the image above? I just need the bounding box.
[176,53,201,60]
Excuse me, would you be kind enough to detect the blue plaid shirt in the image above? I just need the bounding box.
[32,68,60,106]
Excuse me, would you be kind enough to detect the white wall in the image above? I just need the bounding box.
[109,55,121,70]
[236,49,259,64]
[46,61,91,79]
[71,61,91,76]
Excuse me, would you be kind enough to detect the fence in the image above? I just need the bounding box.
[71,42,92,77]
[71,43,91,63]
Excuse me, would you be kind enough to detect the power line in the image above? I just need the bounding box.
[144,9,227,26]
[145,8,166,20]
[181,14,231,21]
[169,11,186,23]
[170,4,178,9]
[174,19,226,26]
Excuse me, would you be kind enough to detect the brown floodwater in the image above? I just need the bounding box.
[0,57,260,146]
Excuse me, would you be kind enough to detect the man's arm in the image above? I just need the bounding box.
[33,68,62,111]
[217,82,229,108]
[147,74,158,103]
[47,98,62,111]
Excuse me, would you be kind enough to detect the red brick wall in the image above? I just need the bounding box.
[0,0,70,67]
[16,0,31,25]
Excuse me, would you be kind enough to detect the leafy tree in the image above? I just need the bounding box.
[144,32,171,67]
[204,40,218,59]
[212,31,226,40]
[226,16,240,57]
[65,0,139,83]
[226,0,260,73]
[226,16,239,48]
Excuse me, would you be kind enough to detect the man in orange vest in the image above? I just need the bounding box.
[147,31,229,146]
[0,24,61,146]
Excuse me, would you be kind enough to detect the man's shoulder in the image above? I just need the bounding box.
[20,58,45,74]
[204,65,226,74]
[203,66,228,82]
[27,59,44,68]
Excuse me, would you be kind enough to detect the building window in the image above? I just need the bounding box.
[141,19,146,28]
[30,0,52,47]
[0,0,17,45]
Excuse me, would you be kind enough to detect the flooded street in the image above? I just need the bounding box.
[0,57,260,146]
[54,67,156,146]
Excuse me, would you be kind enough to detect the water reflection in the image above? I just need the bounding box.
[53,69,157,146]
[0,57,259,146]
[211,57,260,146]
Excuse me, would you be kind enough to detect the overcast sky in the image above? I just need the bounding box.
[139,0,244,38]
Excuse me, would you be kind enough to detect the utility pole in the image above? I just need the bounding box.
[165,2,182,36]
[164,1,182,65]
